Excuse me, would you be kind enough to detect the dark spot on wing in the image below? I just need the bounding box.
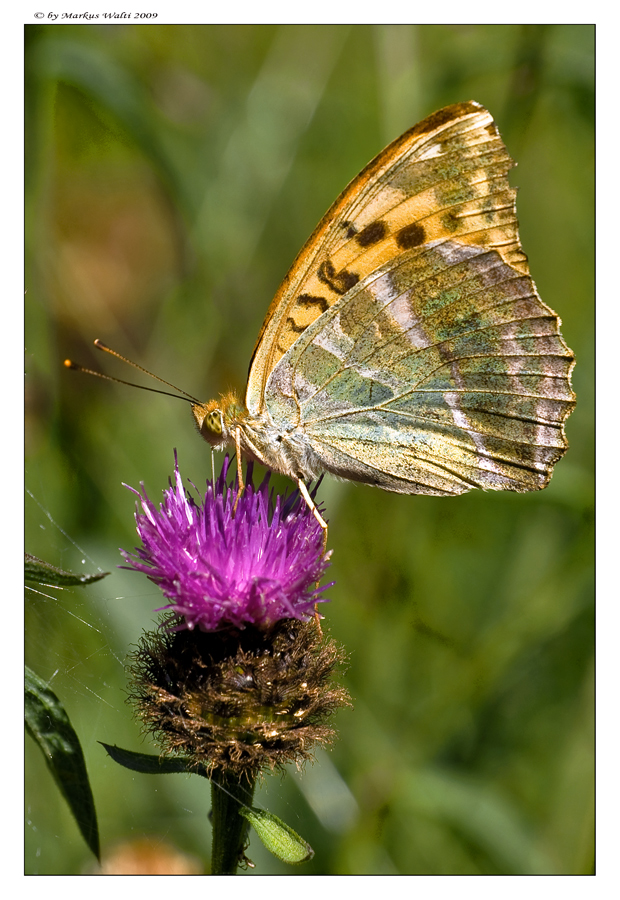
[396,222,425,249]
[298,293,330,313]
[342,220,358,238]
[286,317,307,334]
[317,259,360,295]
[317,259,336,284]
[337,269,360,292]
[356,220,388,247]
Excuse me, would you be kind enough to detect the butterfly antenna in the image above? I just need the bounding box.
[93,339,201,402]
[64,339,202,405]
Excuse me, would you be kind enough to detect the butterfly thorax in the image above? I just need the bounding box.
[192,393,321,482]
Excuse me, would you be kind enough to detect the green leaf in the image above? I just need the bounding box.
[239,806,314,865]
[102,748,314,865]
[100,743,209,778]
[25,666,100,861]
[25,553,109,587]
[100,741,314,864]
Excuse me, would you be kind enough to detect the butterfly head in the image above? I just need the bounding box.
[191,392,245,450]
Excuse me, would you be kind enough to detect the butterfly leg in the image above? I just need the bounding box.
[296,479,328,634]
[232,427,245,516]
[297,479,328,555]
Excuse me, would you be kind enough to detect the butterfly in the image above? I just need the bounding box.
[191,101,575,524]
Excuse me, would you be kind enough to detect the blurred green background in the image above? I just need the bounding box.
[25,24,593,875]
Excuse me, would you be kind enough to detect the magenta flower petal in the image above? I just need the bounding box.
[120,456,332,631]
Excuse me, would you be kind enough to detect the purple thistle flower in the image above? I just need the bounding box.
[121,455,332,632]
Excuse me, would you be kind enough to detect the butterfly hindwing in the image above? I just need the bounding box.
[263,239,574,495]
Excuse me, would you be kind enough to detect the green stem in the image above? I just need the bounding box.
[210,769,256,874]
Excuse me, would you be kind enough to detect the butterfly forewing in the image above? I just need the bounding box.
[246,101,530,414]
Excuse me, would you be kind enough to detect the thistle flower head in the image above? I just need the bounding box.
[121,456,348,778]
[128,619,350,776]
[121,455,331,632]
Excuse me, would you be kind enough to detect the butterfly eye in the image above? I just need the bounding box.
[205,410,223,436]
[191,401,230,447]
